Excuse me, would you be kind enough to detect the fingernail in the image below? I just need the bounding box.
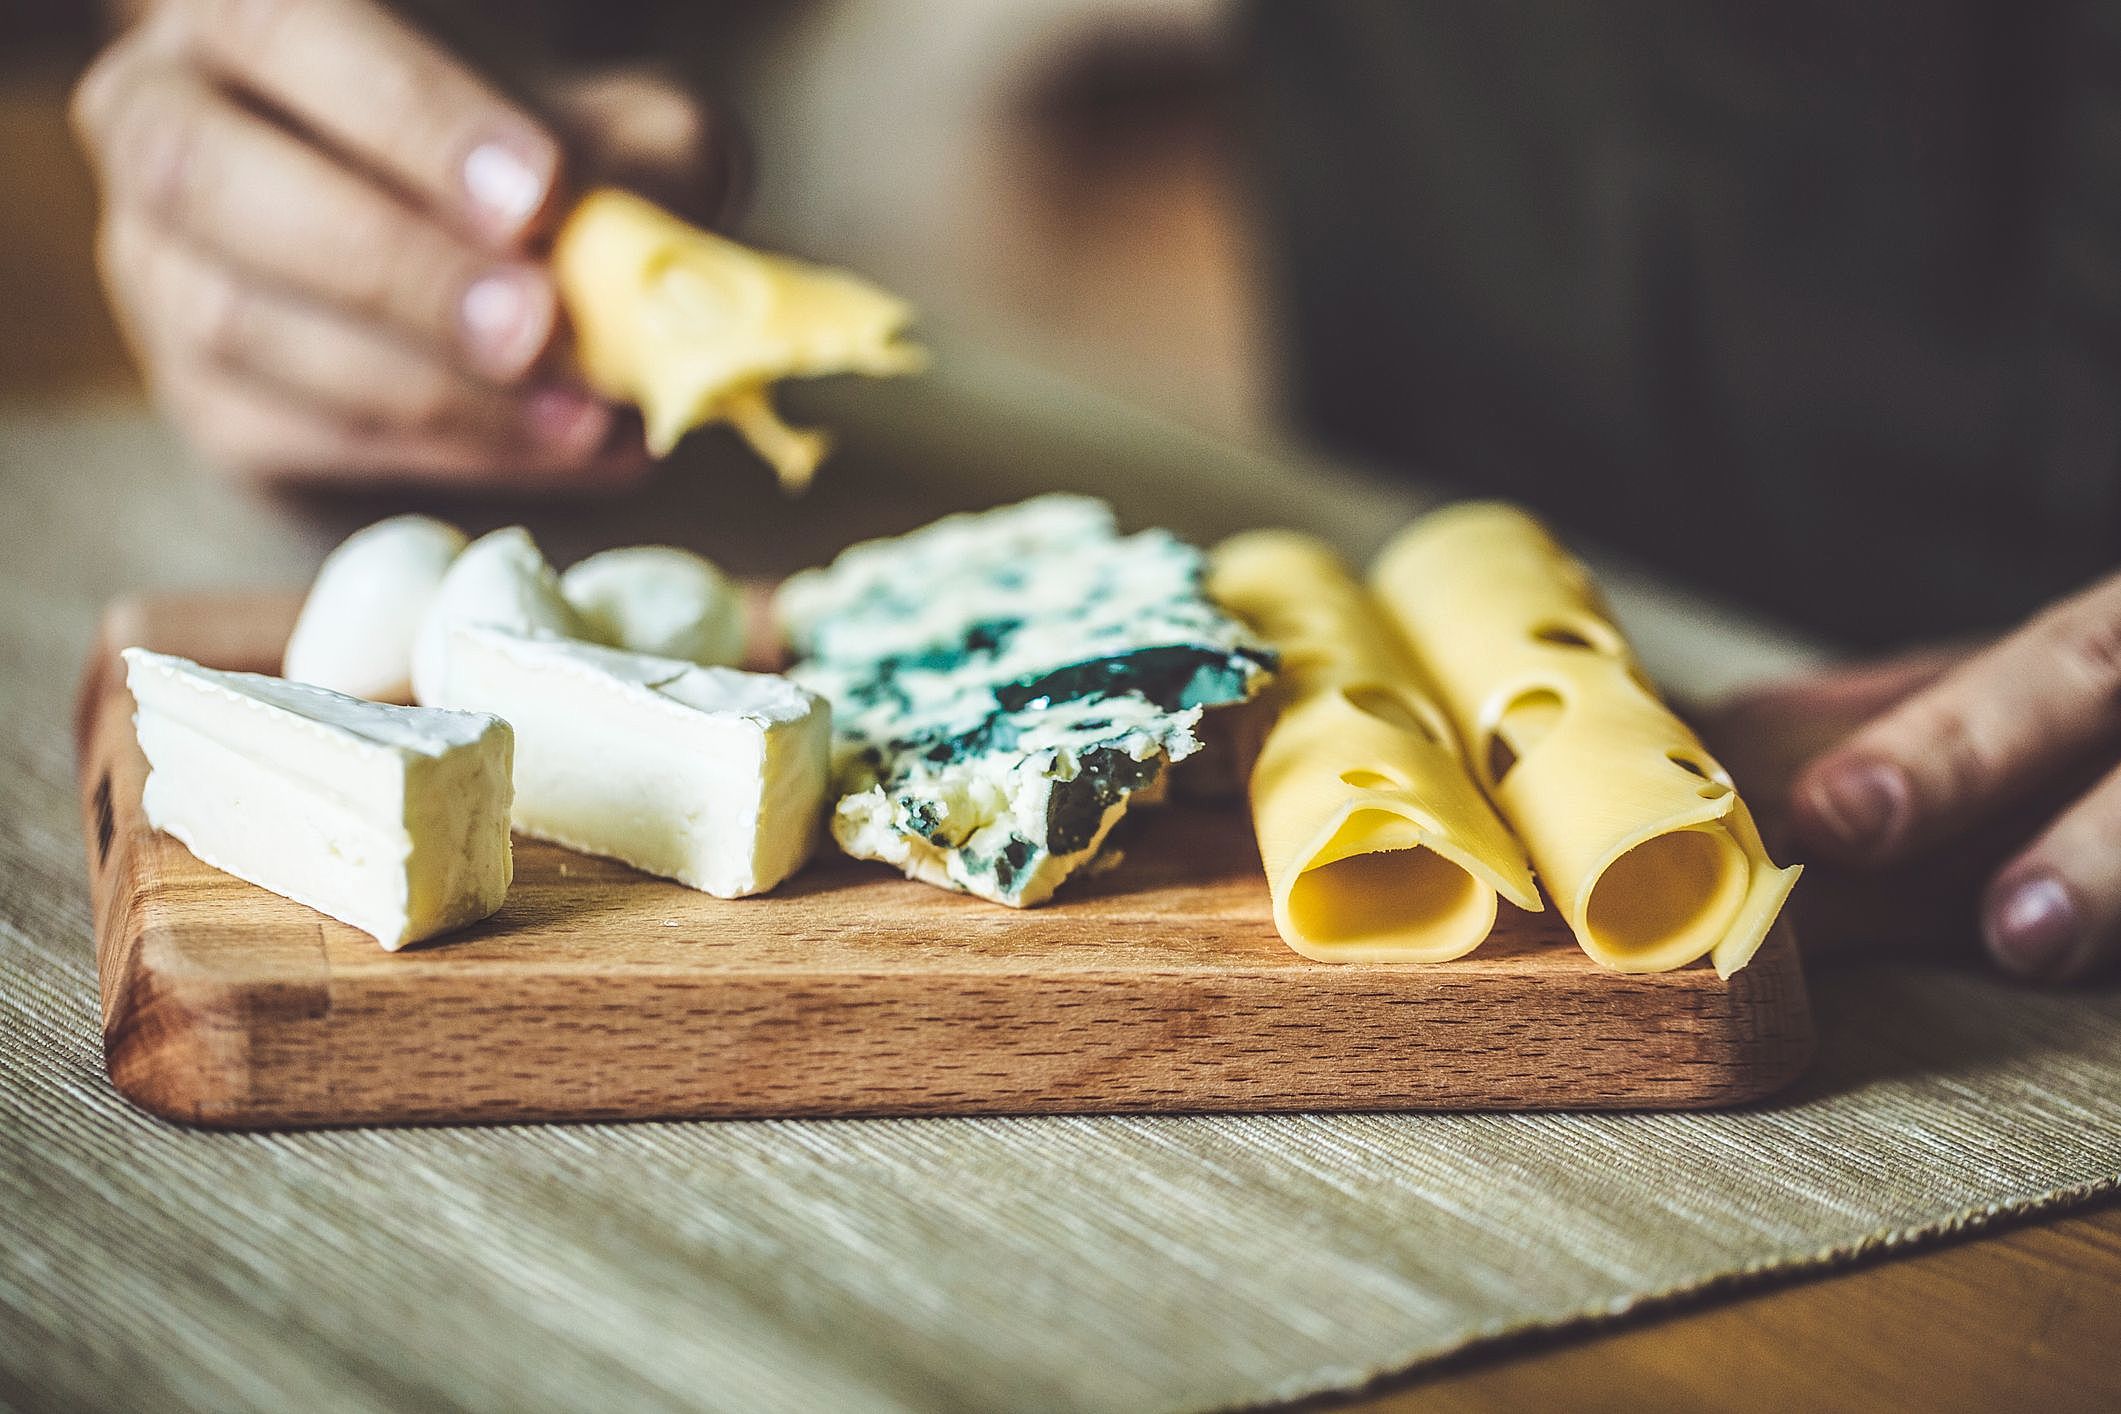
[462,136,549,235]
[1810,758,1910,861]
[524,385,612,452]
[459,269,549,379]
[1984,873,2079,978]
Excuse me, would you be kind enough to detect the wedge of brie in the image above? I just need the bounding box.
[124,648,514,949]
[437,627,829,897]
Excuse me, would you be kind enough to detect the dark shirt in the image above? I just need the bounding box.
[1240,1,2121,646]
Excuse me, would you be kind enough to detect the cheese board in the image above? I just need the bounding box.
[76,590,1814,1128]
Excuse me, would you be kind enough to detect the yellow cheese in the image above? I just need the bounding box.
[1210,531,1539,963]
[552,188,926,490]
[1370,503,1800,976]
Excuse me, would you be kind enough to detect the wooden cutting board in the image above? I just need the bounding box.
[74,591,1814,1128]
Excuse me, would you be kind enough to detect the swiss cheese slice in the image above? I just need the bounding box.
[553,187,925,489]
[1371,503,1800,977]
[1210,531,1538,963]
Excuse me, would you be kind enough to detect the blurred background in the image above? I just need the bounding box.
[0,0,1829,698]
[4,0,1864,729]
[0,0,1268,435]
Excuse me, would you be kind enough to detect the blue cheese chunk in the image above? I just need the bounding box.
[776,496,1273,906]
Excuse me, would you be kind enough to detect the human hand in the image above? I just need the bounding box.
[1704,649,2000,967]
[71,0,740,488]
[1761,578,2121,983]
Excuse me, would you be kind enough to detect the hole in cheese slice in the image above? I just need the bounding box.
[1338,768,1400,790]
[1483,685,1564,789]
[1340,682,1444,742]
[1531,618,1623,654]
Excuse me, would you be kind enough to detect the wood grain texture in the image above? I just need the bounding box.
[76,591,1814,1129]
[1351,1198,2121,1414]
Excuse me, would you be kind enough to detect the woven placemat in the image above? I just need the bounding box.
[4,397,2116,1413]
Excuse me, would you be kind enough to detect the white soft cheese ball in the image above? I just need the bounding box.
[283,515,468,702]
[412,526,588,706]
[560,546,746,668]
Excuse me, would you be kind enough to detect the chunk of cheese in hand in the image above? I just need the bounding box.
[284,514,466,702]
[553,187,925,489]
[1371,503,1801,977]
[124,648,513,949]
[437,627,829,898]
[1210,530,1538,963]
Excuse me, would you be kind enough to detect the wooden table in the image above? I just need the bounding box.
[4,54,2117,1414]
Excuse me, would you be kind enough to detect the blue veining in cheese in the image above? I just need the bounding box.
[775,496,1274,906]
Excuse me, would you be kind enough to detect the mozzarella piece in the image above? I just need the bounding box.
[1371,503,1801,977]
[553,187,925,488]
[1210,531,1538,963]
[560,545,746,667]
[123,648,513,950]
[283,514,466,702]
[438,627,828,897]
[411,526,587,706]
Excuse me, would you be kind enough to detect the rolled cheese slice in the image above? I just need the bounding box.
[1211,531,1538,963]
[1371,503,1800,976]
[553,187,926,489]
[560,545,745,668]
[411,526,588,707]
[283,514,466,702]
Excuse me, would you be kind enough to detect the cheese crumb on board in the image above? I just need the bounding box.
[124,647,513,950]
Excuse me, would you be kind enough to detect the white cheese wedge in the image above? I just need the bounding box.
[123,647,514,950]
[411,526,587,706]
[438,626,829,897]
[283,514,467,702]
[560,545,746,667]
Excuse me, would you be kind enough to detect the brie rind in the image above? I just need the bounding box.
[438,627,828,897]
[123,647,513,949]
